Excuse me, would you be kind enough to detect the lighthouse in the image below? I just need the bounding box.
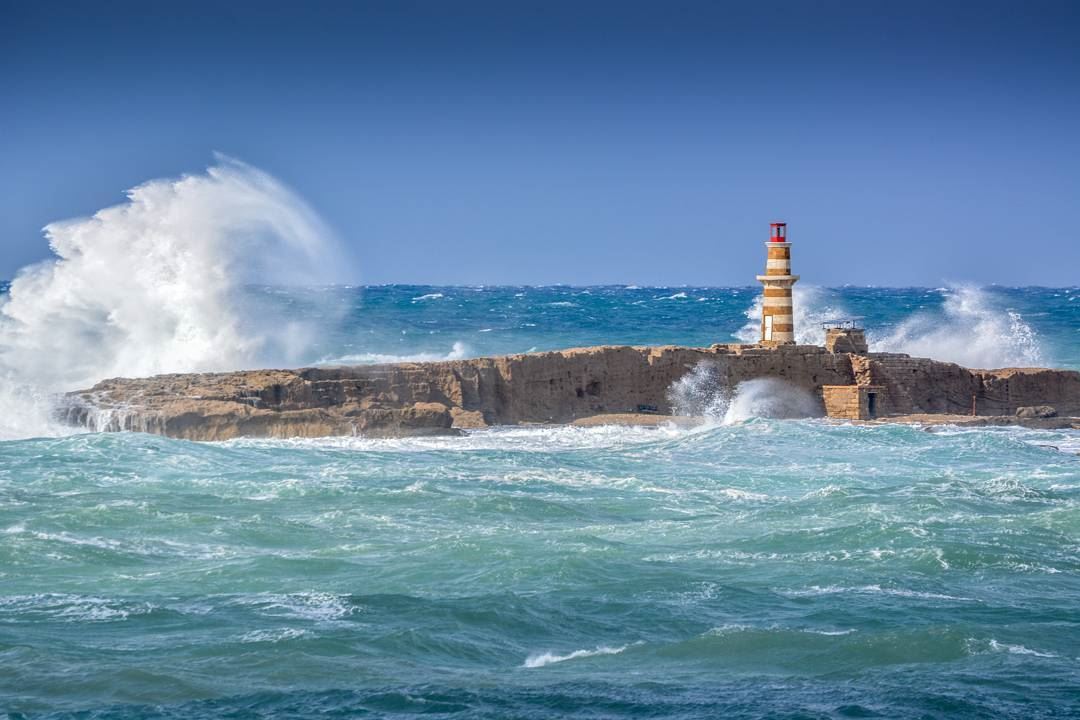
[756,222,799,344]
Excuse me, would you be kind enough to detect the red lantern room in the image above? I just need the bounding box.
[770,222,787,242]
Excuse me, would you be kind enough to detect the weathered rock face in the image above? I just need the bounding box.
[61,344,1080,440]
[1016,405,1057,419]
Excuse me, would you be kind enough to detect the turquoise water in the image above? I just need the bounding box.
[2,285,1080,718]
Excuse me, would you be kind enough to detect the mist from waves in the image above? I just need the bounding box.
[668,363,822,424]
[739,285,1046,368]
[871,285,1044,368]
[315,341,471,366]
[736,286,847,346]
[0,157,349,439]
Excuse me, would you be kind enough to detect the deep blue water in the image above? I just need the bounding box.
[1,285,1079,719]
[245,284,1078,370]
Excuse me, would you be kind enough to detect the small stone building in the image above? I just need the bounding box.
[822,384,885,420]
[825,327,868,354]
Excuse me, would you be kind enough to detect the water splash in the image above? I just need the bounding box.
[0,157,348,439]
[316,341,471,366]
[722,378,822,423]
[668,362,730,418]
[873,286,1043,368]
[668,364,821,423]
[736,286,851,346]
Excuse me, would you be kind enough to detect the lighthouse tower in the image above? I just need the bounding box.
[756,222,799,344]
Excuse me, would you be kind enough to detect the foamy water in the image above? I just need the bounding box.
[2,421,1078,718]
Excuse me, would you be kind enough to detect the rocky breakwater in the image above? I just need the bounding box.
[62,344,1080,440]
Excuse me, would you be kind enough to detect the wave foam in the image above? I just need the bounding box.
[735,284,1046,369]
[317,341,470,365]
[238,627,311,644]
[873,286,1043,368]
[737,286,849,346]
[965,638,1059,658]
[233,592,359,622]
[669,367,820,423]
[524,643,632,668]
[782,585,972,601]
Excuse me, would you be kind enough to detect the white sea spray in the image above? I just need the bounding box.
[0,157,348,439]
[668,365,820,423]
[872,286,1043,368]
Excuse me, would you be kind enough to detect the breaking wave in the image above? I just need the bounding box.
[737,284,1045,369]
[669,365,821,423]
[872,286,1043,368]
[737,286,849,346]
[523,644,632,668]
[0,157,348,439]
[316,341,471,366]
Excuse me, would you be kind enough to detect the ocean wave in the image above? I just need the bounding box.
[317,341,470,365]
[524,643,634,668]
[224,421,695,453]
[781,585,972,601]
[230,592,361,623]
[0,593,157,623]
[238,627,312,644]
[668,367,821,423]
[872,285,1043,368]
[737,286,848,345]
[0,157,347,439]
[967,638,1058,658]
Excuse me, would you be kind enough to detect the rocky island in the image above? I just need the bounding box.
[62,333,1080,440]
[61,223,1080,440]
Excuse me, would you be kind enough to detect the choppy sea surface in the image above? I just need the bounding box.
[2,284,1079,719]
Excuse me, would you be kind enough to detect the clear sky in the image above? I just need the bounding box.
[2,0,1078,286]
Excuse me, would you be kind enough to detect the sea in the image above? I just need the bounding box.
[1,164,1078,718]
[2,283,1079,719]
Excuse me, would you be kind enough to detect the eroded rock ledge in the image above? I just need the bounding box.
[62,344,1080,440]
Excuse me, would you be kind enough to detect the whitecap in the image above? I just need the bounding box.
[0,593,155,623]
[969,638,1059,658]
[317,341,470,365]
[718,488,770,501]
[782,585,971,601]
[872,285,1043,368]
[234,591,360,622]
[736,285,849,346]
[524,643,633,668]
[238,627,311,643]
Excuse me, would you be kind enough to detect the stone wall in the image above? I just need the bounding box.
[822,385,885,420]
[825,328,868,354]
[62,344,1080,440]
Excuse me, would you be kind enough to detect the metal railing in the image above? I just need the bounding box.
[821,319,863,330]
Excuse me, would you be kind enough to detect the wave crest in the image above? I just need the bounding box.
[0,158,347,438]
[873,286,1042,368]
[669,366,820,423]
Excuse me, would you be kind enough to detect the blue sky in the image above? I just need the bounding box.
[1,0,1078,286]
